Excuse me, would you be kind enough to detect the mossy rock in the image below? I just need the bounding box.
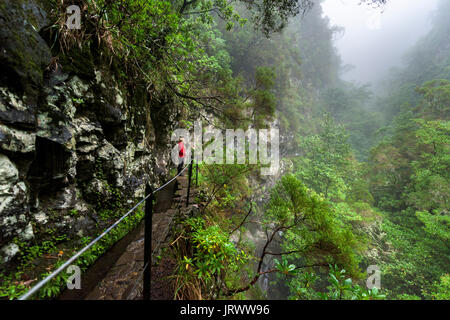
[0,0,52,93]
[57,44,96,81]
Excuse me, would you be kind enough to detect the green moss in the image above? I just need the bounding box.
[58,44,96,80]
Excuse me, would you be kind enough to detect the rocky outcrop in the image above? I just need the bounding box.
[0,0,180,265]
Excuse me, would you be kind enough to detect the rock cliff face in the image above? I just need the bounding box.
[0,0,180,265]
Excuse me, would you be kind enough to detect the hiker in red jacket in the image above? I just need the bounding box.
[177,137,185,174]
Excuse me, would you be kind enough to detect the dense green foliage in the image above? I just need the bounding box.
[264,174,363,278]
[65,0,450,300]
[166,0,448,300]
[360,2,450,298]
[4,0,447,301]
[208,0,448,300]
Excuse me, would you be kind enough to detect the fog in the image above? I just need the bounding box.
[321,0,440,87]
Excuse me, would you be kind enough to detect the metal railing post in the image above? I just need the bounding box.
[186,152,193,207]
[195,162,199,187]
[143,183,153,300]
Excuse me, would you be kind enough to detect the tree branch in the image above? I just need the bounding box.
[230,204,253,235]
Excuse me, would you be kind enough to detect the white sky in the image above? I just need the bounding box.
[321,0,440,86]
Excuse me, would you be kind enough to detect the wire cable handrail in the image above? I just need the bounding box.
[19,164,190,300]
[126,262,149,300]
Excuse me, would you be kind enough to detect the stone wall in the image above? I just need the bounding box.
[0,0,179,265]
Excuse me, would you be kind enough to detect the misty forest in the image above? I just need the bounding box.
[0,0,448,300]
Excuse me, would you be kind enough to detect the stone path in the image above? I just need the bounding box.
[81,174,197,300]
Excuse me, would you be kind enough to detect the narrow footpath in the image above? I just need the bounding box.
[59,174,198,300]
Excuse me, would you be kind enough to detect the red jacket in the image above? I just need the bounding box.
[178,142,185,158]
